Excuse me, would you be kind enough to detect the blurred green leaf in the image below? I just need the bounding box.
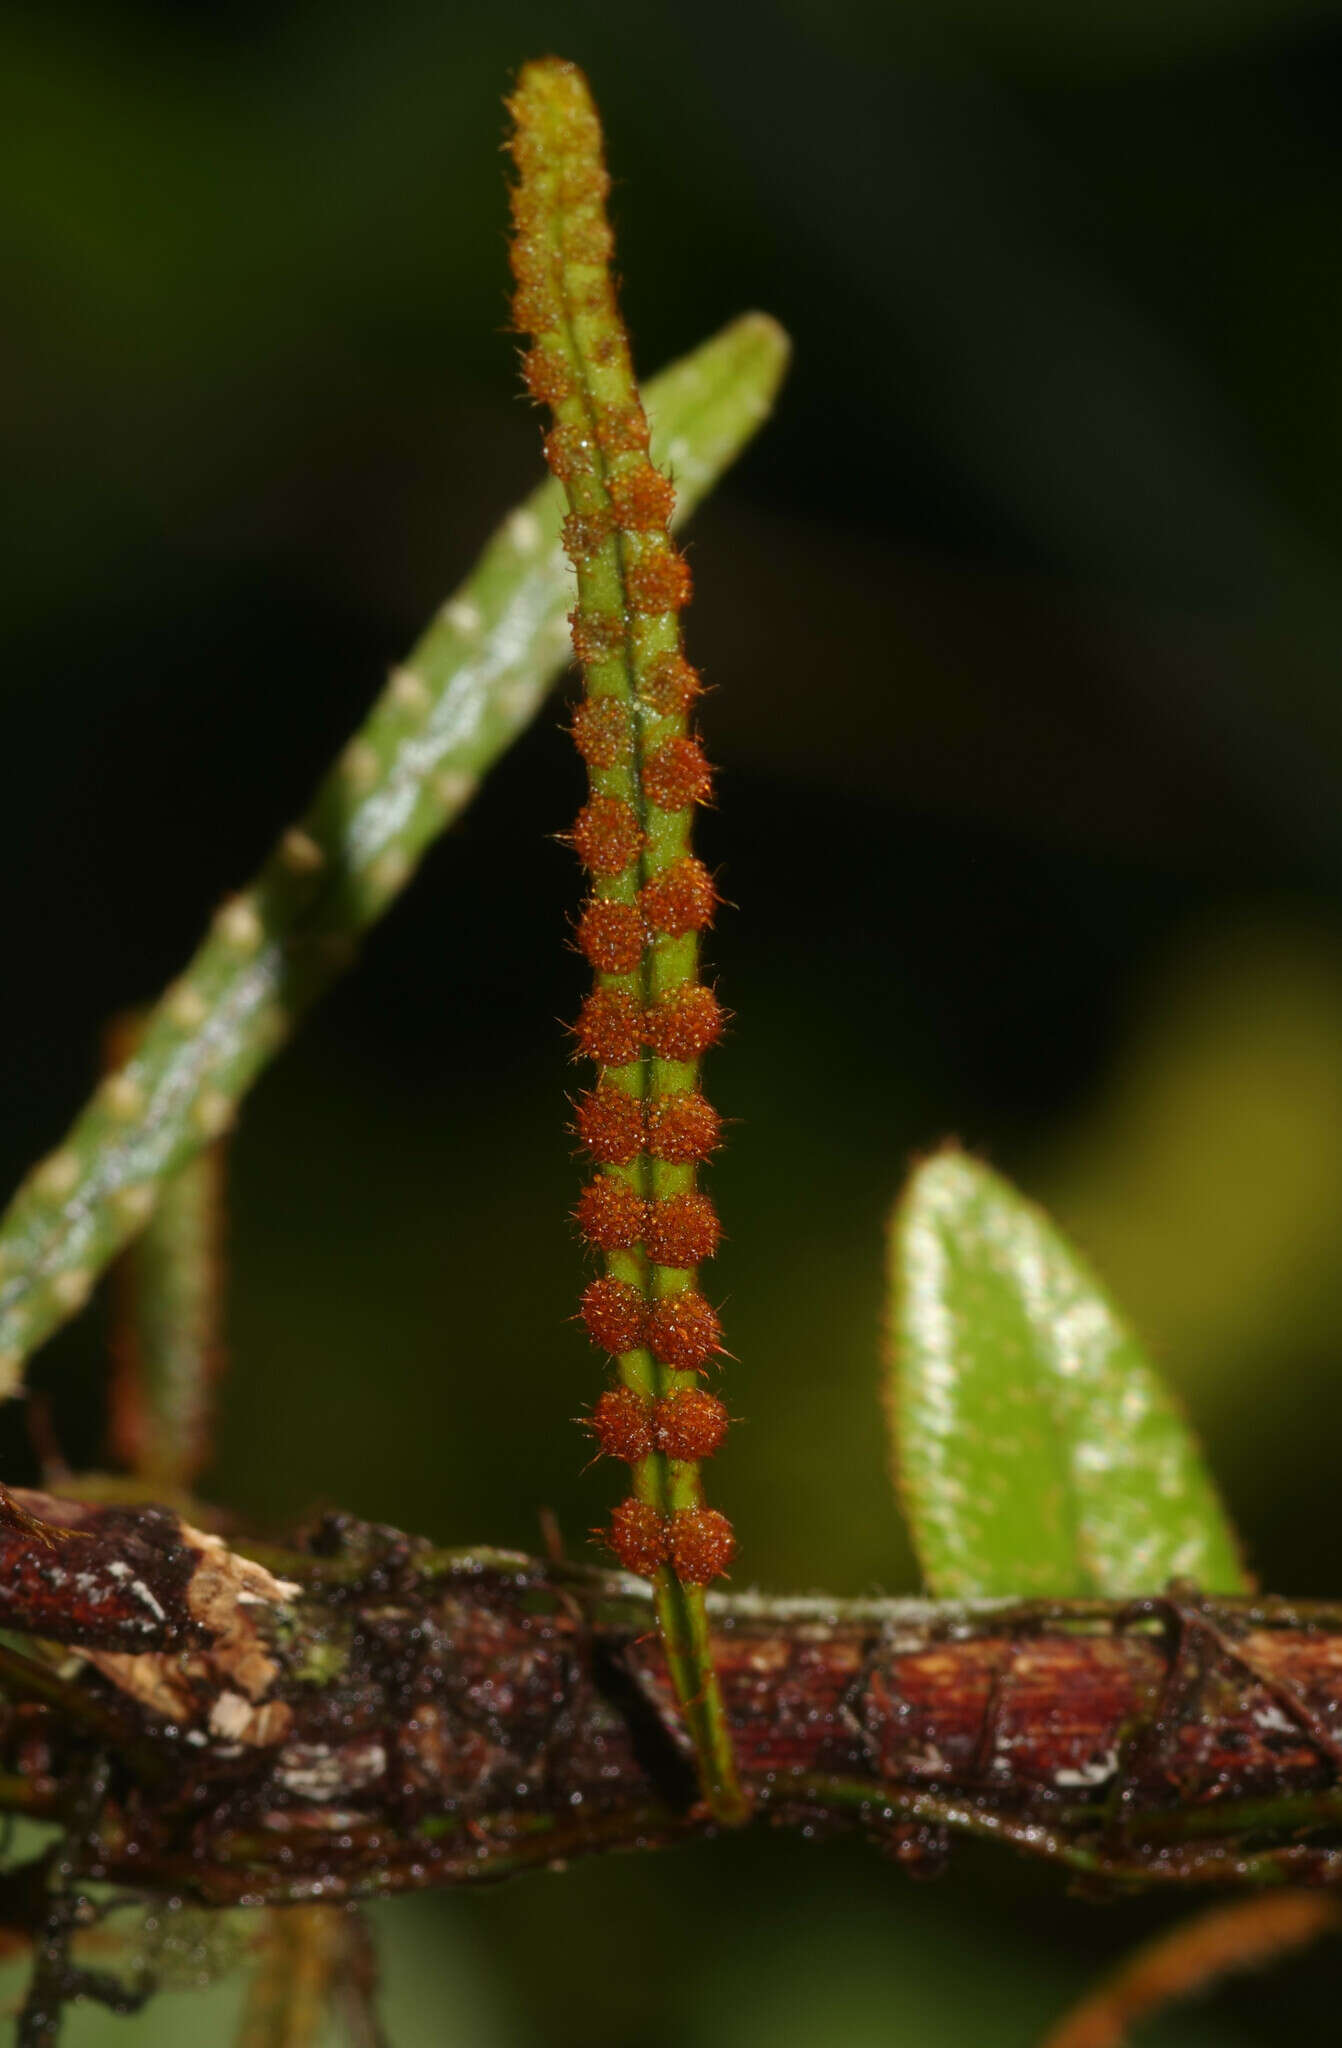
[885,1145,1247,1598]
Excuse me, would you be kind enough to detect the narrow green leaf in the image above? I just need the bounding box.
[886,1145,1247,1599]
[0,311,789,1389]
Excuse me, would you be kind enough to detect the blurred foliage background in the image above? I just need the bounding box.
[5,0,1342,2040]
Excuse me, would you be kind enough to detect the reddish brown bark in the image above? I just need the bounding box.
[2,1495,1342,1914]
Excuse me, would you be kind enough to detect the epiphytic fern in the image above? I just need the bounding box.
[507,56,748,1822]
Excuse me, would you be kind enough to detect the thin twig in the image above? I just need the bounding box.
[1039,1893,1342,2048]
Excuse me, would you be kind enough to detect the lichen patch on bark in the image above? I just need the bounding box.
[8,1493,300,1747]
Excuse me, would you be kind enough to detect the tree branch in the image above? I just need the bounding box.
[2,1491,1342,1920]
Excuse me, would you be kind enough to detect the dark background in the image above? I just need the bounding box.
[6,1,1342,2039]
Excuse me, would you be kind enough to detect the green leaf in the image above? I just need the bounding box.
[886,1145,1247,1599]
[0,311,790,1389]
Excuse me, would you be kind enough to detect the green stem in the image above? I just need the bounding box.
[763,1776,1302,1888]
[105,1014,225,1490]
[0,312,787,1387]
[508,56,756,1823]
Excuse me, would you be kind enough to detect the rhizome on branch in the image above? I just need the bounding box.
[3,1495,1342,1907]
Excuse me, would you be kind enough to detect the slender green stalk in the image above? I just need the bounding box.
[105,1014,225,1491]
[0,312,787,1389]
[508,57,760,1824]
